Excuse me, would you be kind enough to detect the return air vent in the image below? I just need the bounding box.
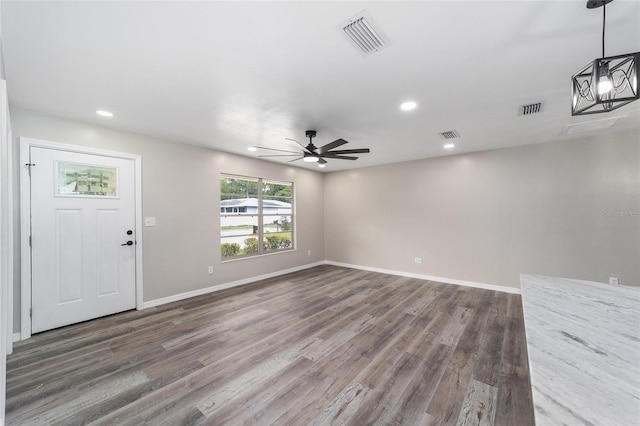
[438,130,460,140]
[339,10,391,56]
[521,102,542,116]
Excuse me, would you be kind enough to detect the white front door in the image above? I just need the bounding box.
[30,147,136,333]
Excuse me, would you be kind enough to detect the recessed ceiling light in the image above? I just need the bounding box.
[96,110,113,117]
[318,164,326,168]
[248,146,257,152]
[444,143,455,149]
[400,101,417,111]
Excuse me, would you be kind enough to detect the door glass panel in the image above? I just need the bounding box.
[56,162,118,197]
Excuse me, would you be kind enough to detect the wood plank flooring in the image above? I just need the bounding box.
[6,265,535,425]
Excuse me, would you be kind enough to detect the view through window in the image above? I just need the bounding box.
[220,175,293,259]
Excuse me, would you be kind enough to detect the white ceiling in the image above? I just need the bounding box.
[2,0,639,172]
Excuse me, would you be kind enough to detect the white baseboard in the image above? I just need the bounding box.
[14,260,519,342]
[139,258,520,310]
[324,260,521,294]
[15,263,325,341]
[143,261,325,309]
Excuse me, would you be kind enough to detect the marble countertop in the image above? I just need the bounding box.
[520,274,640,426]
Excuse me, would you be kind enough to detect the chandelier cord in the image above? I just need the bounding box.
[602,2,606,58]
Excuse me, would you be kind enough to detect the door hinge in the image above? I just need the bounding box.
[29,235,32,247]
[25,163,35,176]
[30,308,32,318]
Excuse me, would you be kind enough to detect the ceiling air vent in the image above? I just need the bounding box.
[339,10,391,56]
[438,130,460,140]
[521,102,542,116]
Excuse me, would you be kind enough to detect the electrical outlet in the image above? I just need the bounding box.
[609,276,619,285]
[144,217,156,227]
[208,266,214,275]
[414,257,423,264]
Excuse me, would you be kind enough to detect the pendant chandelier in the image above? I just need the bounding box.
[571,0,639,116]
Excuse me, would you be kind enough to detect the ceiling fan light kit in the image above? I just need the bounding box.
[571,0,639,116]
[303,153,319,163]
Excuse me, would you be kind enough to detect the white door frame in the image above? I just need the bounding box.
[19,137,144,340]
[1,79,12,426]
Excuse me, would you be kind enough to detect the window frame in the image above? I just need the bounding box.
[220,174,294,261]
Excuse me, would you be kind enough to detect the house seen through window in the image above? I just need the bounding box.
[220,175,293,259]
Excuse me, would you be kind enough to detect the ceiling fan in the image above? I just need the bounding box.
[255,130,370,165]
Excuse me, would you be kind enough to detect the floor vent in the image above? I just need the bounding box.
[521,102,542,115]
[438,130,460,140]
[339,10,390,56]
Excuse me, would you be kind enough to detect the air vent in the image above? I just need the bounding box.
[339,10,391,56]
[438,130,460,140]
[521,102,542,115]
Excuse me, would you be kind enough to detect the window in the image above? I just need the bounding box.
[221,207,245,213]
[220,175,293,259]
[56,162,118,197]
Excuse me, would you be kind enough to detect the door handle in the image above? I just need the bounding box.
[121,241,134,246]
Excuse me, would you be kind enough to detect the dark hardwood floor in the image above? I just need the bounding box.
[6,265,535,425]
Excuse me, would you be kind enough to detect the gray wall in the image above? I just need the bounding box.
[324,130,640,289]
[10,108,640,333]
[11,108,325,331]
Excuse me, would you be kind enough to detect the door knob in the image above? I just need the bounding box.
[121,241,134,246]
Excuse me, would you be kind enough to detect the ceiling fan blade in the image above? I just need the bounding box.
[285,138,314,154]
[327,148,370,155]
[258,154,302,158]
[319,138,348,154]
[255,146,300,154]
[321,154,359,160]
[287,157,304,163]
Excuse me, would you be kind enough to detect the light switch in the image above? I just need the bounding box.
[144,217,156,227]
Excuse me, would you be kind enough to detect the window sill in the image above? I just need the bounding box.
[221,248,296,263]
